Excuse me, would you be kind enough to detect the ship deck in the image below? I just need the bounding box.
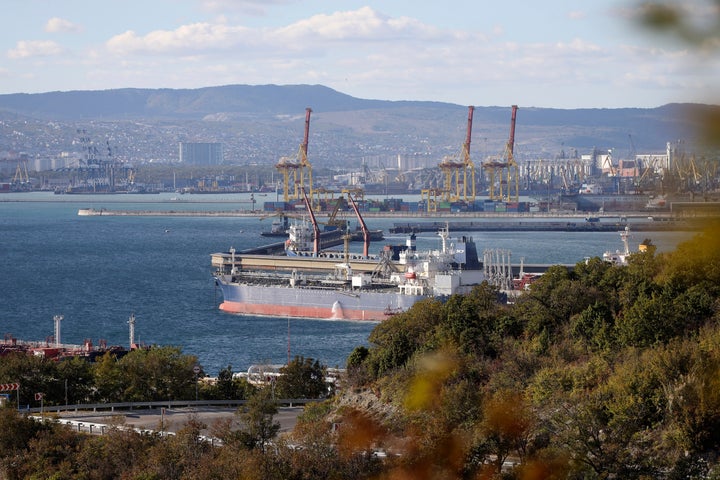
[211,251,394,274]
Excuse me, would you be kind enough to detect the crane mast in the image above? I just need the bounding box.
[463,105,476,202]
[483,105,519,202]
[438,106,476,204]
[507,104,519,202]
[276,107,313,202]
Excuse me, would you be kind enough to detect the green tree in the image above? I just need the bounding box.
[117,346,198,401]
[216,364,236,399]
[0,352,58,406]
[14,420,88,479]
[92,351,125,403]
[56,357,94,405]
[436,282,504,357]
[236,388,281,452]
[366,298,445,378]
[275,356,327,399]
[570,301,616,351]
[0,408,48,477]
[346,345,372,386]
[514,265,594,343]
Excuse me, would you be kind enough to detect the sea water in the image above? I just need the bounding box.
[0,192,692,375]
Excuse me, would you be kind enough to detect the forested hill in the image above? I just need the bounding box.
[0,84,714,155]
[342,221,720,478]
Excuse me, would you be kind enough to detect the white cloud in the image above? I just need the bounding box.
[277,7,438,42]
[105,7,444,57]
[9,4,710,107]
[7,40,63,59]
[106,23,254,54]
[200,0,296,15]
[45,17,82,34]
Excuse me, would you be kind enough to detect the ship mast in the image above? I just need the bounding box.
[53,314,63,348]
[128,313,136,349]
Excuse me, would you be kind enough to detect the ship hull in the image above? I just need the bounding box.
[217,282,425,321]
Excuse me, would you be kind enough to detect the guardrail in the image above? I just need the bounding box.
[25,398,317,414]
[29,416,223,445]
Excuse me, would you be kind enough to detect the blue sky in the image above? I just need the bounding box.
[1,0,718,108]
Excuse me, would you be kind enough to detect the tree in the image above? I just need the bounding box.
[0,408,47,476]
[73,421,155,480]
[216,364,236,399]
[199,365,256,400]
[236,388,280,452]
[346,345,372,387]
[570,301,616,351]
[475,389,534,475]
[0,351,58,406]
[366,298,445,378]
[515,265,594,342]
[56,357,94,405]
[437,282,504,357]
[275,356,327,399]
[92,351,125,403]
[117,346,198,401]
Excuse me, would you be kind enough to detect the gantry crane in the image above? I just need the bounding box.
[439,106,476,203]
[276,108,313,202]
[483,105,519,202]
[12,157,30,185]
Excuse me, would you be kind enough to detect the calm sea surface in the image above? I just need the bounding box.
[0,192,693,375]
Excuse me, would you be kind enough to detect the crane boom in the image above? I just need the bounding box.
[347,194,370,258]
[507,105,518,159]
[301,187,320,256]
[464,105,474,163]
[300,107,312,165]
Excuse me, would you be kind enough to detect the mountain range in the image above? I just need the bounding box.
[0,84,714,167]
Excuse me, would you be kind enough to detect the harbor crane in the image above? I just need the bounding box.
[12,156,30,187]
[276,108,313,202]
[439,106,476,203]
[483,105,519,202]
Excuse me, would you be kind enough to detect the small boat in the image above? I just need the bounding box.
[603,226,631,265]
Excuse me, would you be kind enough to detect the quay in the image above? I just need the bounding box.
[389,219,695,233]
[78,208,703,233]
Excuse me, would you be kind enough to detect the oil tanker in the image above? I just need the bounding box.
[211,191,484,321]
[211,228,484,321]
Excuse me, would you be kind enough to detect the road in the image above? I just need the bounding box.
[51,406,303,439]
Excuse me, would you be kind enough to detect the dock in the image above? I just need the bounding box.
[389,219,695,233]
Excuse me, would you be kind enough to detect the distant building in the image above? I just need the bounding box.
[179,142,223,165]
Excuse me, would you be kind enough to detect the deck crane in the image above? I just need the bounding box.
[439,106,476,203]
[482,105,519,202]
[301,187,320,256]
[347,193,370,258]
[276,108,313,202]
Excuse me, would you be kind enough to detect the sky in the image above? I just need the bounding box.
[1,0,718,108]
